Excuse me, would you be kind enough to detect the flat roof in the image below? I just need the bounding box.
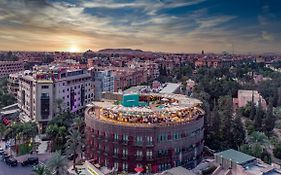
[215,149,256,165]
[162,166,195,175]
[160,83,181,94]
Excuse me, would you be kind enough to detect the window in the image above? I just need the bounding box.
[136,136,143,144]
[123,134,128,142]
[122,162,128,171]
[174,132,180,140]
[136,150,143,158]
[147,136,153,145]
[42,85,49,89]
[122,148,128,157]
[146,150,153,159]
[114,133,119,141]
[114,147,119,156]
[114,162,118,171]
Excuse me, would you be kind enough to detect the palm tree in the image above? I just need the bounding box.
[46,124,66,151]
[73,117,84,132]
[65,127,83,171]
[248,131,269,148]
[47,150,68,175]
[22,122,38,153]
[55,98,64,114]
[32,164,51,175]
[0,123,7,139]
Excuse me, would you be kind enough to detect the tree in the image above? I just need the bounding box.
[206,100,221,150]
[47,151,68,175]
[46,124,66,151]
[65,128,83,171]
[278,88,281,106]
[254,99,263,131]
[0,123,7,139]
[240,132,270,161]
[273,144,281,159]
[232,112,246,149]
[32,164,51,175]
[248,131,269,148]
[55,98,64,114]
[249,92,255,120]
[218,96,233,148]
[263,98,276,135]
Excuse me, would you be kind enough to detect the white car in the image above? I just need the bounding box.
[0,147,4,154]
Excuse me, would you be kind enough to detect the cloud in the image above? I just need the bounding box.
[261,31,273,41]
[0,0,280,53]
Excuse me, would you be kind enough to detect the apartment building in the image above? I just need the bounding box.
[17,67,94,130]
[90,69,114,100]
[0,61,24,78]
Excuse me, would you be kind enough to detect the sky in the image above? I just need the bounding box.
[0,0,281,54]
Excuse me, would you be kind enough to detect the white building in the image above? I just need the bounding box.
[91,69,114,100]
[17,67,94,130]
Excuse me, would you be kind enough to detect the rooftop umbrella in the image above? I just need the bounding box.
[134,167,144,173]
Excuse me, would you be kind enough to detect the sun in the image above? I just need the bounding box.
[67,46,80,52]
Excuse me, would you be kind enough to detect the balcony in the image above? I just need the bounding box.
[134,142,143,147]
[146,142,154,147]
[146,157,153,161]
[136,156,143,161]
[122,140,128,145]
[122,156,128,160]
[113,154,119,158]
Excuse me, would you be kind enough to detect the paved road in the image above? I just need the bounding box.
[0,160,33,175]
[0,153,52,175]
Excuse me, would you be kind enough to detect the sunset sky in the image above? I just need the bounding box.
[0,0,281,53]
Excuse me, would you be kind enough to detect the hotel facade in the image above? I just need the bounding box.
[85,93,205,173]
[17,67,94,129]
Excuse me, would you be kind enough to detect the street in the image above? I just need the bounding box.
[0,161,33,175]
[0,137,51,175]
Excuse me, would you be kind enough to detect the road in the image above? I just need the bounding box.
[0,160,33,175]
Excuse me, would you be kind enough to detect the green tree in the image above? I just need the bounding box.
[263,98,276,135]
[249,92,255,120]
[46,124,66,151]
[47,151,68,175]
[273,144,281,159]
[32,164,51,175]
[218,96,233,148]
[65,128,83,171]
[254,99,263,131]
[232,112,246,149]
[278,88,281,106]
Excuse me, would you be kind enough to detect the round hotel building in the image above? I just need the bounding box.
[85,93,205,173]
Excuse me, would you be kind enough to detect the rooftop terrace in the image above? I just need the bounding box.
[87,93,204,127]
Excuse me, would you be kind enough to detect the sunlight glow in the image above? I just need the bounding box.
[68,46,80,52]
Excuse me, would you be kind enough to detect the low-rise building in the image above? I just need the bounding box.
[233,90,267,110]
[213,149,281,175]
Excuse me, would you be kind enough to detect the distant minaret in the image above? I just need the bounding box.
[201,50,204,55]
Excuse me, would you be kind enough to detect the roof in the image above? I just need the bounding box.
[160,83,181,94]
[162,166,195,175]
[215,149,256,165]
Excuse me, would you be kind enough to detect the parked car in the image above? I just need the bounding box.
[6,157,18,167]
[2,152,10,161]
[0,147,4,154]
[21,157,39,166]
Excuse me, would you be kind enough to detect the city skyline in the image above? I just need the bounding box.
[0,0,281,54]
